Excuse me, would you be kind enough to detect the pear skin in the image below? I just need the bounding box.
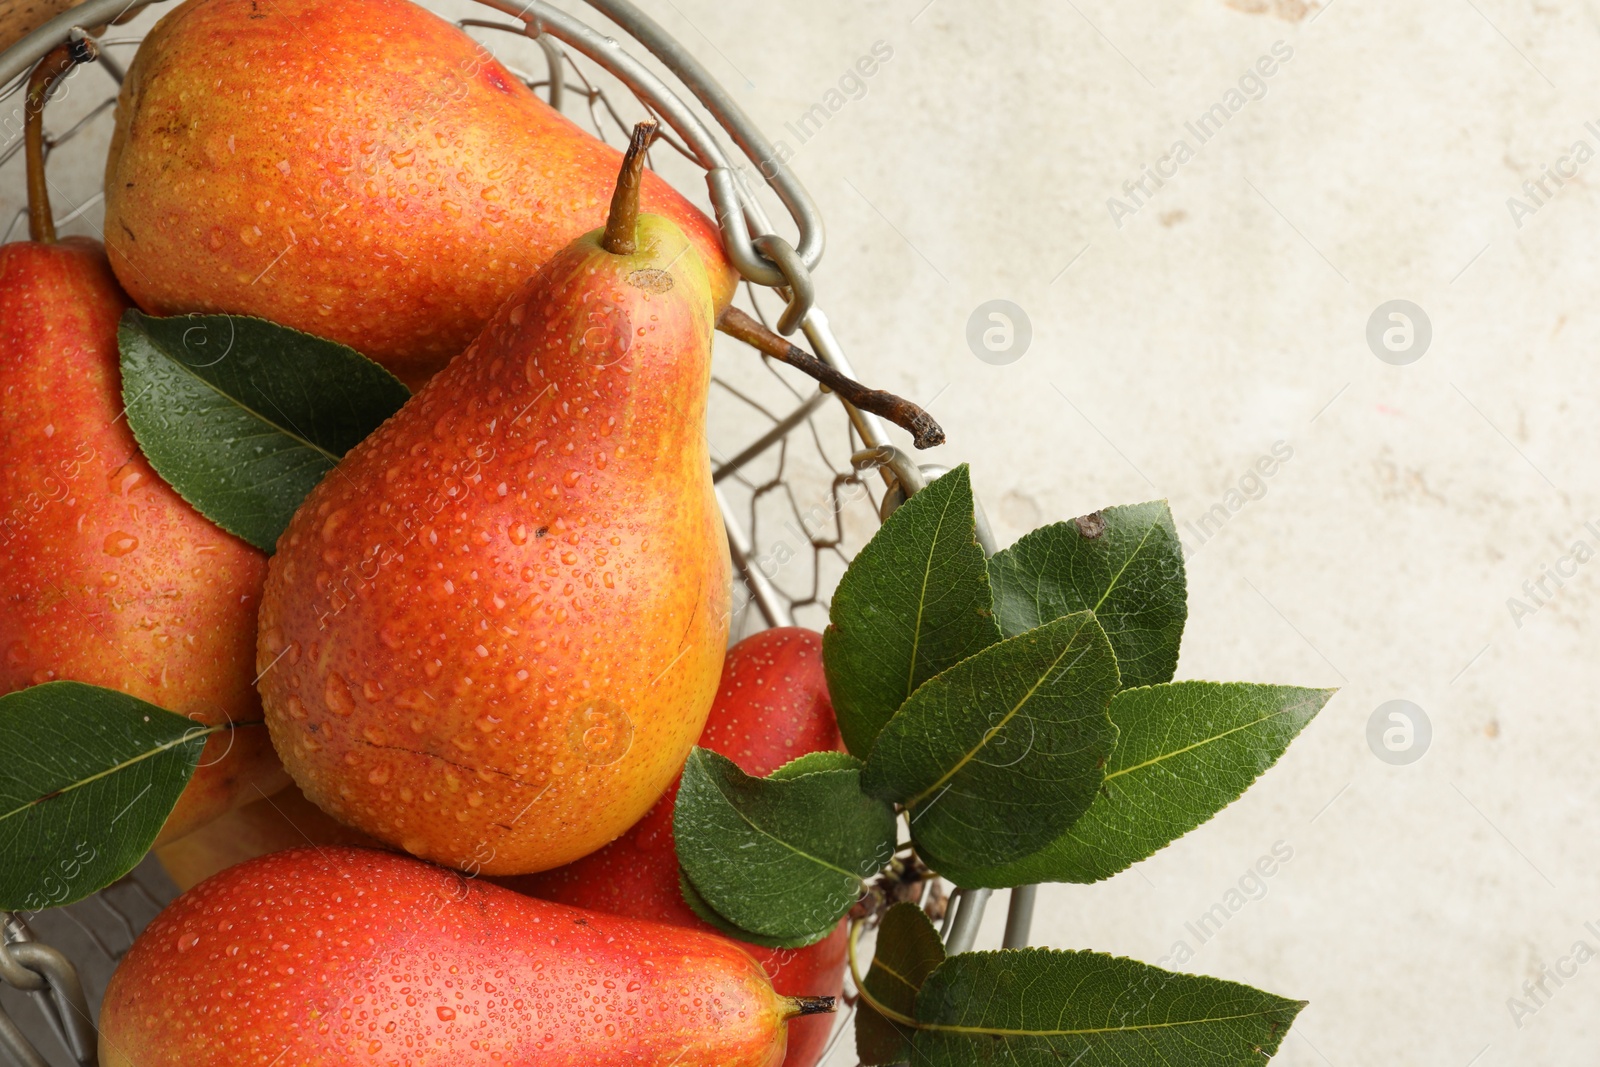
[100,847,828,1066]
[103,0,737,387]
[257,135,731,874]
[0,237,286,843]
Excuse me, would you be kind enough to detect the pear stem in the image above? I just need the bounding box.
[716,307,946,449]
[780,995,837,1020]
[602,119,658,256]
[24,37,94,245]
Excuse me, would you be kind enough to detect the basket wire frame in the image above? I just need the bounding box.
[0,3,1028,1063]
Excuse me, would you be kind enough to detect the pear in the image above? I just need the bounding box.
[100,846,834,1066]
[507,627,847,1067]
[103,0,737,387]
[0,43,285,843]
[257,122,731,876]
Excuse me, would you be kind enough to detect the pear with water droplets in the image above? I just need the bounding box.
[100,847,833,1066]
[102,0,736,388]
[256,124,730,875]
[0,45,284,844]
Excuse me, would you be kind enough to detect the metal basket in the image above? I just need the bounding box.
[0,2,1029,1062]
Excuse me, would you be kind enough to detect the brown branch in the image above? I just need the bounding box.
[716,306,945,449]
[601,119,657,256]
[24,36,94,244]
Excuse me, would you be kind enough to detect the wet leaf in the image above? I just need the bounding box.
[675,749,897,942]
[120,310,409,552]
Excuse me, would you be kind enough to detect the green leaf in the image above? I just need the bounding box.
[675,869,832,949]
[0,682,214,911]
[856,902,946,1066]
[674,748,897,942]
[989,501,1187,689]
[908,949,1304,1065]
[934,682,1334,888]
[768,750,861,779]
[824,465,1002,757]
[119,310,410,553]
[861,612,1119,870]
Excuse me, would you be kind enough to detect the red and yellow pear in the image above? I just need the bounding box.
[102,0,737,387]
[0,43,284,844]
[100,846,833,1066]
[256,123,730,875]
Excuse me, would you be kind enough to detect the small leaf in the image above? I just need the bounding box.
[856,902,946,1066]
[0,682,215,911]
[989,501,1187,689]
[824,465,1001,757]
[861,612,1119,870]
[933,682,1334,888]
[119,310,410,553]
[674,748,897,942]
[675,869,831,949]
[909,949,1304,1065]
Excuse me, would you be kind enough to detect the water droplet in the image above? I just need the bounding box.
[324,672,356,716]
[103,531,138,557]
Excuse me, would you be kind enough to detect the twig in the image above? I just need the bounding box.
[25,37,94,243]
[716,307,945,449]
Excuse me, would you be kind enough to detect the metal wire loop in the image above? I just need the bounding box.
[750,233,815,335]
[0,917,48,992]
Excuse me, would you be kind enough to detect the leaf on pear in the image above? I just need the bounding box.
[855,902,946,1066]
[824,465,1001,757]
[861,612,1120,870]
[0,682,214,911]
[675,869,833,949]
[989,501,1187,689]
[119,310,410,553]
[674,748,897,943]
[908,948,1305,1065]
[933,682,1334,888]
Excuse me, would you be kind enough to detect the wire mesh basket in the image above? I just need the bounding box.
[0,2,1022,1062]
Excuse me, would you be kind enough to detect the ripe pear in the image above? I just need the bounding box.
[0,45,284,845]
[99,847,832,1066]
[103,0,737,387]
[507,627,847,1067]
[257,123,731,875]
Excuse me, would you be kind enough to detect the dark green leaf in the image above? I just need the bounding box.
[908,949,1304,1065]
[856,902,946,1066]
[989,501,1187,688]
[861,612,1119,869]
[934,682,1333,888]
[0,682,213,910]
[824,465,1001,757]
[674,748,897,942]
[119,310,410,553]
[676,869,832,949]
